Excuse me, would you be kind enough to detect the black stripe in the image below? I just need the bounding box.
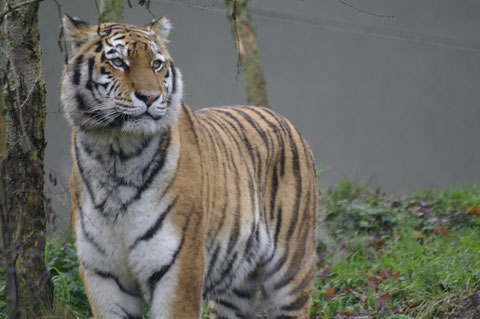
[243,220,257,258]
[263,207,282,266]
[117,305,142,319]
[170,62,176,96]
[216,299,241,313]
[117,135,153,162]
[281,294,310,311]
[75,92,89,110]
[224,166,242,259]
[95,41,103,53]
[72,54,83,85]
[251,107,288,175]
[94,270,141,297]
[232,288,252,299]
[148,209,193,299]
[122,131,171,209]
[285,126,302,241]
[106,79,117,95]
[130,197,177,249]
[234,108,271,158]
[215,110,257,169]
[203,252,238,297]
[99,66,109,75]
[264,243,288,281]
[205,244,221,283]
[74,139,108,213]
[75,194,106,255]
[290,267,315,296]
[269,164,279,220]
[273,273,295,290]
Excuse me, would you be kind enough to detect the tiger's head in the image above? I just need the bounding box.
[61,15,183,136]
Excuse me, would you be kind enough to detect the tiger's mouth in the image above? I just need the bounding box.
[113,112,162,125]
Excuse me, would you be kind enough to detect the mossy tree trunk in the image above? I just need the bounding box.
[0,0,53,317]
[225,0,269,108]
[99,0,125,22]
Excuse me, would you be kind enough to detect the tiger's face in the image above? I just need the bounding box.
[61,15,183,135]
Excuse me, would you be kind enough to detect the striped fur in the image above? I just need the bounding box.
[62,16,318,319]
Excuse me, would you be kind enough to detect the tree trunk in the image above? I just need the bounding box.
[0,0,53,317]
[99,0,125,22]
[225,0,269,108]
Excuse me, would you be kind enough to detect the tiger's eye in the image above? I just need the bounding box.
[152,59,162,70]
[111,58,124,67]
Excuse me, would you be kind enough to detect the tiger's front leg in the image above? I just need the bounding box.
[131,212,207,319]
[79,264,144,319]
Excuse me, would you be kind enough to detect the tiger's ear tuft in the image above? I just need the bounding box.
[147,16,172,40]
[63,14,95,50]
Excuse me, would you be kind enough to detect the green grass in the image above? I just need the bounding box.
[312,181,480,318]
[1,181,480,318]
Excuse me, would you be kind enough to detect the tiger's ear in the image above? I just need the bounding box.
[146,16,172,41]
[63,14,96,50]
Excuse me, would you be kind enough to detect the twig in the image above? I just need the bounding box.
[228,0,241,79]
[19,69,44,110]
[170,0,215,10]
[7,60,35,151]
[0,0,45,22]
[337,0,394,18]
[51,0,69,63]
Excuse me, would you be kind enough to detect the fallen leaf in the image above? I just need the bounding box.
[324,287,336,300]
[391,270,401,279]
[375,294,389,313]
[406,300,422,312]
[373,239,385,248]
[345,287,367,302]
[411,230,425,243]
[467,206,480,216]
[415,211,426,218]
[433,225,452,236]
[368,275,383,286]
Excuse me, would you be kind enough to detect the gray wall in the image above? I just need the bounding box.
[39,0,480,230]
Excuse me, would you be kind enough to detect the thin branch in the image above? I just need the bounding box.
[19,69,43,110]
[169,0,215,10]
[51,0,69,63]
[7,59,35,151]
[229,0,241,78]
[0,0,45,22]
[337,0,394,18]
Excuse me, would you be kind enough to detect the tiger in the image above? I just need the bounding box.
[61,14,318,319]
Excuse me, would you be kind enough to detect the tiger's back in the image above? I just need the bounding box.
[61,14,318,319]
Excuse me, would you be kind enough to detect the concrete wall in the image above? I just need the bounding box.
[38,0,480,229]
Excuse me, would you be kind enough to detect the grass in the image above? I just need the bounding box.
[1,181,480,318]
[312,181,480,318]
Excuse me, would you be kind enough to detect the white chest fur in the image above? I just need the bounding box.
[73,130,180,289]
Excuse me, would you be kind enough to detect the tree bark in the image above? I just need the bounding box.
[1,0,53,317]
[225,0,269,108]
[99,0,125,22]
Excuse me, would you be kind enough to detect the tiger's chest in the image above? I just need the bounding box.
[73,133,181,275]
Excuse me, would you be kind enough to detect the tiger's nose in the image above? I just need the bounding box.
[134,92,161,107]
